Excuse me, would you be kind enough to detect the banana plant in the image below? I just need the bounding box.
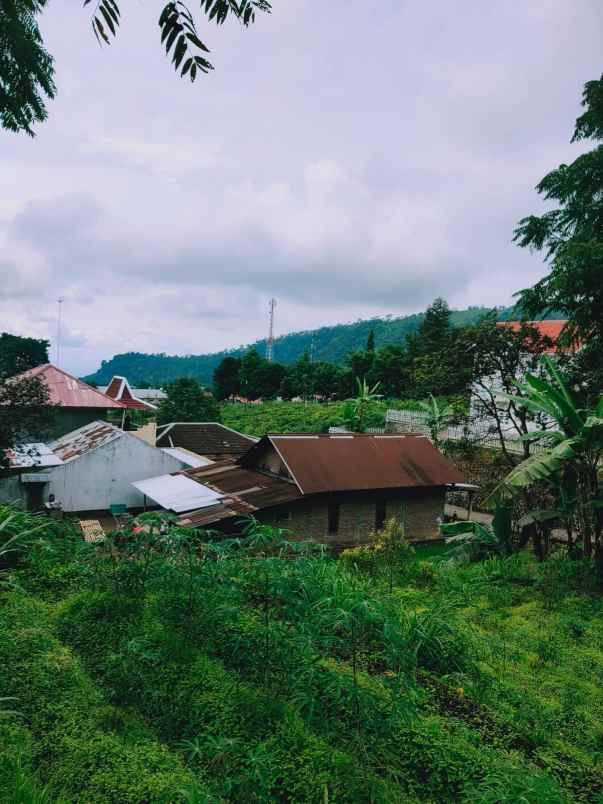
[342,378,382,432]
[488,355,603,560]
[441,504,513,562]
[416,394,455,449]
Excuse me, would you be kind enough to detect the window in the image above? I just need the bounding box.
[328,500,340,534]
[375,499,386,531]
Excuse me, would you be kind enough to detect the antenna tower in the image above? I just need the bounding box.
[266,298,276,362]
[56,297,64,367]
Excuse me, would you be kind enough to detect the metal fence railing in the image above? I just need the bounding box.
[384,409,546,455]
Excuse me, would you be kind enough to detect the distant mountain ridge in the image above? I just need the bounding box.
[83,305,543,387]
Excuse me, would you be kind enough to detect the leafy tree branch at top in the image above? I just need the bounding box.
[1,0,273,136]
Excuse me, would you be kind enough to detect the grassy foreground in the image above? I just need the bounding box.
[1,514,602,802]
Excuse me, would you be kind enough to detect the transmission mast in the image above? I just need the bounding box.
[266,298,277,362]
[56,297,64,368]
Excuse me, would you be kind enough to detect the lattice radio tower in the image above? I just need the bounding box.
[266,298,277,362]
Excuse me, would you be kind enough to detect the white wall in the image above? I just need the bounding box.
[45,432,187,512]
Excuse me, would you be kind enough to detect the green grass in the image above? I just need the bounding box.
[1,511,602,802]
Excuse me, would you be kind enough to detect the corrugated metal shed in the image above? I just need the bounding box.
[176,459,301,528]
[51,421,123,462]
[11,364,125,408]
[243,433,465,494]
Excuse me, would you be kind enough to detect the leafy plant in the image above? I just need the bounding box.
[489,354,603,566]
[417,394,455,449]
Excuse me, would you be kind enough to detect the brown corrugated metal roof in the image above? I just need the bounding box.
[156,423,256,458]
[11,364,125,409]
[176,459,301,528]
[174,433,465,528]
[243,433,465,494]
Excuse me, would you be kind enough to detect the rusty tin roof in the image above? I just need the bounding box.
[51,420,123,462]
[10,364,125,409]
[243,433,465,494]
[176,459,301,528]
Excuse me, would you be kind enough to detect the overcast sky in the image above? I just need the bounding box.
[2,1,602,376]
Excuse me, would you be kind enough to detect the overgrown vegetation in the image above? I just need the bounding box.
[1,505,602,802]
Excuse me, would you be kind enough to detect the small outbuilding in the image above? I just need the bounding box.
[136,433,466,548]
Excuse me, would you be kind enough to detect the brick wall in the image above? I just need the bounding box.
[260,487,445,548]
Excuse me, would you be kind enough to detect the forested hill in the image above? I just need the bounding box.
[83,305,519,387]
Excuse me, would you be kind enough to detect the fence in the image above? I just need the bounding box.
[384,409,546,455]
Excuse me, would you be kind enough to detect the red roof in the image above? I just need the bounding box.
[243,433,465,494]
[103,376,156,410]
[10,364,125,409]
[496,320,572,352]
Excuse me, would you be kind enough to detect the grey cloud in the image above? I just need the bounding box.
[1,0,601,374]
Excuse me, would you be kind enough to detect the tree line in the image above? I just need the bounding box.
[212,298,562,403]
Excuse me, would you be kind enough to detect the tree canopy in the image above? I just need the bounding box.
[0,332,49,380]
[514,75,603,347]
[156,377,220,426]
[1,0,272,136]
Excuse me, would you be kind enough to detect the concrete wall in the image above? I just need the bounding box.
[0,474,26,507]
[261,487,446,549]
[44,433,186,512]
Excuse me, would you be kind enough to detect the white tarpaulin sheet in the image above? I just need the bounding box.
[131,474,223,513]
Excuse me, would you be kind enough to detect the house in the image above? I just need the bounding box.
[100,375,159,411]
[496,319,571,352]
[155,422,258,461]
[133,433,465,548]
[7,363,126,439]
[1,420,200,513]
[470,319,577,438]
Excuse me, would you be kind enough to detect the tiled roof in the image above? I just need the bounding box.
[156,422,257,459]
[10,364,125,409]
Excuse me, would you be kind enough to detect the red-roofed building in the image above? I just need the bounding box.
[496,320,575,353]
[8,364,125,439]
[103,376,157,411]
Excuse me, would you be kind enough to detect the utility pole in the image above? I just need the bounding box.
[56,297,64,367]
[266,298,276,362]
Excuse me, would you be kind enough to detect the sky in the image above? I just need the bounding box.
[2,1,602,376]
